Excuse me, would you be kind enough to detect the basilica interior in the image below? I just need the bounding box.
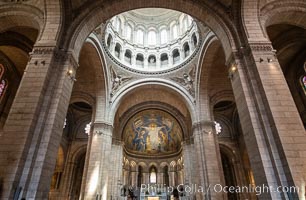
[0,1,305,200]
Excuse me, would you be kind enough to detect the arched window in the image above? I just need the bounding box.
[183,42,190,58]
[106,34,113,49]
[125,24,132,41]
[148,55,156,67]
[160,53,168,66]
[136,29,144,44]
[116,18,122,33]
[192,33,197,46]
[124,50,132,65]
[160,29,168,44]
[150,166,157,183]
[148,30,156,45]
[172,24,178,40]
[163,166,169,186]
[136,54,144,67]
[172,49,180,64]
[0,64,7,101]
[114,43,121,58]
[137,166,143,187]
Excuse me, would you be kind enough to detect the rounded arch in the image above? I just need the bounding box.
[260,2,306,37]
[70,144,88,163]
[80,35,109,122]
[197,34,222,121]
[70,92,95,108]
[0,4,43,35]
[65,0,238,61]
[109,79,196,124]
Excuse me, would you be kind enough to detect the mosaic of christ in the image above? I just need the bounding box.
[123,110,183,155]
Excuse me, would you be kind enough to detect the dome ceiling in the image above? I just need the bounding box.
[103,8,200,73]
[123,109,183,156]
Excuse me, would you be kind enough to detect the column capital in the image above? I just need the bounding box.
[192,120,214,135]
[92,121,113,136]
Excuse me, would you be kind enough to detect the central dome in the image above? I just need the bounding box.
[104,8,200,73]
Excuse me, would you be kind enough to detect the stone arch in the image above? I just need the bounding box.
[65,0,238,61]
[79,35,109,122]
[38,0,62,44]
[241,0,267,42]
[109,79,196,124]
[210,90,235,109]
[197,33,221,121]
[70,92,95,108]
[0,4,43,35]
[260,1,306,37]
[71,144,87,164]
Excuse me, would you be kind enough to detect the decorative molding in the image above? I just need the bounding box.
[92,121,113,136]
[192,120,214,134]
[249,43,273,52]
[100,25,203,75]
[109,66,132,98]
[170,66,196,98]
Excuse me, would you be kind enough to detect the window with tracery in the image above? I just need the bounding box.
[0,64,7,101]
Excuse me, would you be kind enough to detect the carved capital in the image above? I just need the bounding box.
[192,120,214,135]
[92,121,113,136]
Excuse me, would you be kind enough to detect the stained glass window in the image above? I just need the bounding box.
[0,79,6,100]
[0,64,7,101]
[302,76,306,93]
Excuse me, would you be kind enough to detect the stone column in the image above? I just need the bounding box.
[59,161,76,199]
[144,55,148,69]
[131,54,136,67]
[169,54,173,67]
[0,47,77,200]
[227,43,306,199]
[83,122,113,200]
[169,171,176,186]
[192,120,223,200]
[108,141,123,199]
[131,171,137,186]
[180,48,185,61]
[123,169,129,185]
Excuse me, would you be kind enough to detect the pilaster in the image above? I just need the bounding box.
[192,120,223,200]
[0,46,77,199]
